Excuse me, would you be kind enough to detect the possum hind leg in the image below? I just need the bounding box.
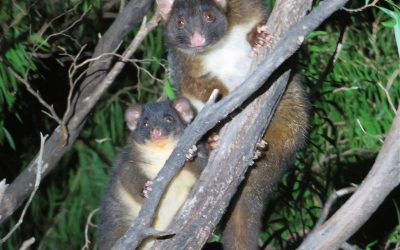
[221,78,309,250]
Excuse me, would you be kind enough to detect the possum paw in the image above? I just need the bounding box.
[253,139,268,160]
[186,145,198,161]
[207,132,219,151]
[141,180,153,198]
[249,23,274,57]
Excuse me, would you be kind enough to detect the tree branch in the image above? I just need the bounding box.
[112,0,349,249]
[297,108,400,249]
[315,186,357,228]
[1,133,48,243]
[0,0,153,225]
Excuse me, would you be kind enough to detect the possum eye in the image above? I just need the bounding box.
[142,119,149,127]
[177,16,185,29]
[164,115,174,123]
[203,11,215,23]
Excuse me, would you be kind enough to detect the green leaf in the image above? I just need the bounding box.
[307,31,328,40]
[163,78,176,100]
[2,126,16,150]
[378,7,400,57]
[378,7,397,19]
[0,64,16,107]
[382,20,396,28]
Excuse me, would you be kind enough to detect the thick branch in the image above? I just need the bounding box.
[0,0,153,225]
[297,108,400,250]
[112,0,349,249]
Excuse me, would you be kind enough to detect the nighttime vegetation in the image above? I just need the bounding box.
[0,0,399,249]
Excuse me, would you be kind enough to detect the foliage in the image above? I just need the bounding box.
[378,0,400,57]
[0,0,399,250]
[261,2,400,249]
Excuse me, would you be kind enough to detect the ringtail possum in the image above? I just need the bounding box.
[97,98,208,250]
[157,0,310,249]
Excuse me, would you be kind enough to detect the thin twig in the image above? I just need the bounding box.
[315,186,358,228]
[356,118,385,143]
[62,44,92,125]
[83,13,161,110]
[10,69,63,124]
[377,81,397,114]
[81,208,100,250]
[332,86,359,93]
[311,25,347,97]
[34,5,77,49]
[343,0,379,12]
[386,67,400,91]
[19,237,35,250]
[0,133,48,244]
[36,7,92,50]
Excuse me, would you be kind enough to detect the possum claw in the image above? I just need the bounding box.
[186,145,198,161]
[207,132,220,151]
[141,180,154,198]
[253,139,268,160]
[249,23,274,57]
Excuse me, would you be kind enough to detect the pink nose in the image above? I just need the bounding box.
[151,128,163,140]
[190,32,205,47]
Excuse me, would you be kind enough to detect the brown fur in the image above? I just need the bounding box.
[221,76,309,250]
[227,0,267,26]
[176,56,228,102]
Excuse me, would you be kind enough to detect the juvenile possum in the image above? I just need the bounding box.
[97,98,207,249]
[157,0,310,249]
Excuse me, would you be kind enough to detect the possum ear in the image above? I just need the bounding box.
[156,0,175,21]
[172,98,194,124]
[213,0,228,9]
[125,106,143,131]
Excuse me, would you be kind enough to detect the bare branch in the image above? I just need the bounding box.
[377,81,397,114]
[19,237,35,250]
[10,69,63,125]
[315,186,358,228]
[82,208,100,250]
[386,67,400,91]
[297,107,400,250]
[343,0,379,12]
[35,7,91,50]
[356,118,385,143]
[0,133,48,244]
[34,5,77,49]
[0,0,153,225]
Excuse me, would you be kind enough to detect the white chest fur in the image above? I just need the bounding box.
[202,22,256,93]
